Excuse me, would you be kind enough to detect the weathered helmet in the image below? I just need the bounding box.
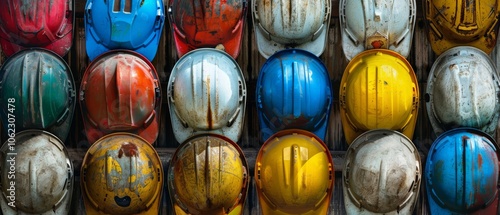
[343,129,421,214]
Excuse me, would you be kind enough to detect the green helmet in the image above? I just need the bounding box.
[0,48,76,142]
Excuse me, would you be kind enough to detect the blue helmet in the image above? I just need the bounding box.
[426,128,500,214]
[256,49,332,143]
[84,0,165,61]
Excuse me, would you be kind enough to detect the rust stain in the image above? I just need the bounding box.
[207,75,213,130]
[371,40,384,49]
[477,154,483,167]
[118,142,138,158]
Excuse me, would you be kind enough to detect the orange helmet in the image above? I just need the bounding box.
[79,50,161,144]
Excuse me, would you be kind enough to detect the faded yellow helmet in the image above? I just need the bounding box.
[81,133,163,215]
[340,49,419,144]
[168,134,249,215]
[255,129,334,215]
[424,0,500,55]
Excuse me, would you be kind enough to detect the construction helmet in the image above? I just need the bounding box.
[339,0,416,60]
[343,129,421,214]
[167,48,246,144]
[168,0,247,59]
[79,50,161,145]
[256,49,332,143]
[255,129,334,215]
[252,0,331,58]
[168,134,249,215]
[339,49,419,145]
[85,0,165,61]
[424,0,500,55]
[426,46,500,137]
[0,0,73,57]
[426,128,500,214]
[0,130,73,215]
[81,132,163,215]
[0,48,76,142]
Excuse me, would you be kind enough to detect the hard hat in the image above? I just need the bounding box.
[426,46,500,137]
[424,0,500,55]
[79,50,161,145]
[168,134,249,215]
[252,0,331,58]
[0,0,73,57]
[339,0,416,60]
[339,49,419,144]
[167,48,246,144]
[0,48,76,142]
[425,128,500,214]
[0,130,73,215]
[81,132,163,215]
[168,0,247,59]
[85,0,165,61]
[256,49,332,143]
[255,129,334,215]
[343,129,421,214]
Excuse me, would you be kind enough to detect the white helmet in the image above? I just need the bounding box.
[167,48,247,143]
[0,130,73,215]
[252,0,331,58]
[343,129,421,214]
[340,0,416,60]
[426,46,500,137]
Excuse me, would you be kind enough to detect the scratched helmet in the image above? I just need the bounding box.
[340,49,419,144]
[81,133,163,215]
[343,129,421,214]
[426,128,500,214]
[79,50,161,144]
[168,134,249,215]
[255,129,334,215]
[0,48,76,142]
[339,0,416,60]
[0,130,73,215]
[85,0,165,61]
[256,49,332,143]
[252,0,331,58]
[167,48,246,143]
[168,0,247,59]
[0,0,74,57]
[424,0,500,55]
[426,46,500,137]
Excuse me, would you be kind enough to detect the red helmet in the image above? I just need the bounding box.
[79,50,161,145]
[168,0,247,59]
[0,0,73,57]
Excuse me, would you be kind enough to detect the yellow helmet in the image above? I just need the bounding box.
[168,134,249,215]
[340,49,419,144]
[424,0,500,55]
[81,133,163,215]
[255,129,334,215]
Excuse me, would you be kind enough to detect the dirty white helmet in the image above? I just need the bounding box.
[340,0,416,60]
[0,130,73,215]
[343,129,421,214]
[167,48,246,143]
[426,46,500,137]
[252,0,331,58]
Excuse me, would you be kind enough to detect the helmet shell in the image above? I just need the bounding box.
[0,48,76,142]
[0,0,73,57]
[168,0,247,59]
[252,0,331,58]
[168,134,249,215]
[0,130,73,215]
[79,50,161,145]
[340,49,419,144]
[426,128,500,214]
[340,0,416,60]
[426,46,500,137]
[256,49,332,143]
[255,129,334,215]
[85,0,165,61]
[167,48,246,144]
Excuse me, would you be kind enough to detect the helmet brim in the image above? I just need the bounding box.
[0,31,73,57]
